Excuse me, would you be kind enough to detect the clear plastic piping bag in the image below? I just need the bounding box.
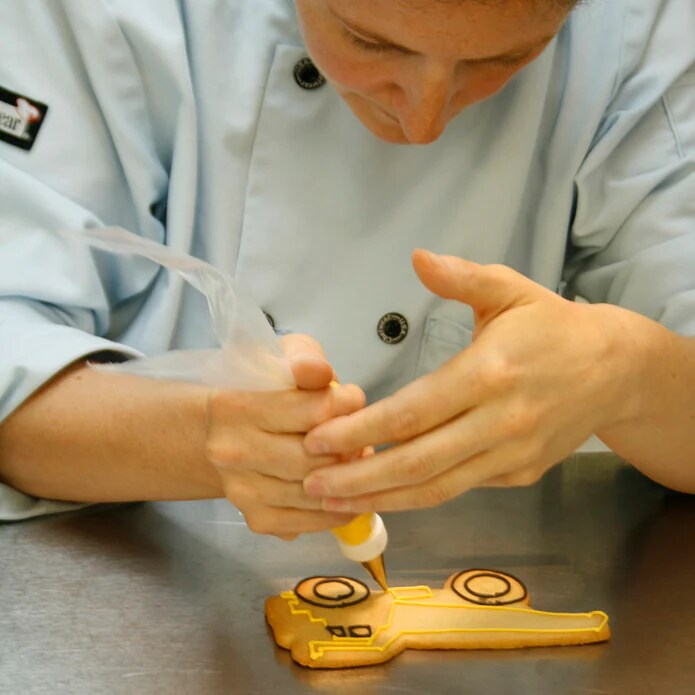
[67,226,294,391]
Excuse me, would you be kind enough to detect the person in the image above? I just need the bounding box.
[0,0,693,534]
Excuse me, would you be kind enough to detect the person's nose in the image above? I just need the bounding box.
[393,61,456,144]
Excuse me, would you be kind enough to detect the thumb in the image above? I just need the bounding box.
[412,249,545,319]
[280,334,335,390]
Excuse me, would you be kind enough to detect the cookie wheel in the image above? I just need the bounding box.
[445,569,528,606]
[293,576,371,609]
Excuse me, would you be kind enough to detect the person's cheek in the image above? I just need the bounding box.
[455,69,520,110]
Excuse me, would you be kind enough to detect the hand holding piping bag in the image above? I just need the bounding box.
[68,226,386,580]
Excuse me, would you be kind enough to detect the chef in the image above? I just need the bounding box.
[0,0,693,532]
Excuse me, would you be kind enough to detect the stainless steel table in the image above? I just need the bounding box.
[1,454,694,694]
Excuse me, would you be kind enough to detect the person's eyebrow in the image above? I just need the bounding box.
[333,10,556,62]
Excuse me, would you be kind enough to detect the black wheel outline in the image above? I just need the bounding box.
[314,578,355,602]
[449,569,528,606]
[293,576,371,609]
[464,573,511,599]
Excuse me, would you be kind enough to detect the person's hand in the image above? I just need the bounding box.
[205,333,365,538]
[302,250,641,513]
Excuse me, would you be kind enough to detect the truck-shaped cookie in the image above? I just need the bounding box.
[265,569,610,668]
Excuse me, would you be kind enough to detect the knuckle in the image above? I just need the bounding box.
[203,438,221,464]
[477,353,518,393]
[244,511,274,536]
[205,438,245,469]
[382,400,420,441]
[502,406,539,440]
[401,450,436,483]
[420,482,452,509]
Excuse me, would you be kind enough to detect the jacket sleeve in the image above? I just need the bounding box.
[0,0,173,519]
[564,0,695,337]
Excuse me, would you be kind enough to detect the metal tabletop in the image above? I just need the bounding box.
[1,453,694,694]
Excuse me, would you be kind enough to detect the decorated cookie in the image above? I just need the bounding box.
[265,569,610,668]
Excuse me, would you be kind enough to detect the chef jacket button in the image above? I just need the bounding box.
[377,313,409,345]
[263,311,276,329]
[293,57,326,90]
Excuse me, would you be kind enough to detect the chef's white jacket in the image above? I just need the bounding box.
[1,0,694,519]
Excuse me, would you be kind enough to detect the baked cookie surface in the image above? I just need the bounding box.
[265,569,610,668]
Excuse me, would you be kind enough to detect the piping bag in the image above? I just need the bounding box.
[67,226,388,589]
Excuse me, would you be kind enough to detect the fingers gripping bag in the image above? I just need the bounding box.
[66,226,294,391]
[66,226,387,570]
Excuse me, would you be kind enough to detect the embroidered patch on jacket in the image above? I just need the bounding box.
[0,86,48,151]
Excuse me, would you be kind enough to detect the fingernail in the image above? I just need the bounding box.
[421,249,443,265]
[304,476,328,497]
[290,354,325,366]
[305,437,330,455]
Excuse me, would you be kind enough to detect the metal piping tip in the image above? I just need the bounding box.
[361,555,388,591]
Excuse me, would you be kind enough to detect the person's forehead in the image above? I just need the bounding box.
[391,0,574,16]
[326,0,570,56]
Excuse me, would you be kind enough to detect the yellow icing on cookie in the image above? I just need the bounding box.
[279,587,609,662]
[388,585,434,600]
[279,591,329,627]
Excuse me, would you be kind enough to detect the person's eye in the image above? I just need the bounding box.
[344,30,394,54]
[479,54,529,69]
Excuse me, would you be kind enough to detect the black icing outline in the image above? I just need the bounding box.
[293,576,371,609]
[314,579,355,602]
[348,625,373,638]
[327,625,347,637]
[464,573,511,599]
[450,569,528,606]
